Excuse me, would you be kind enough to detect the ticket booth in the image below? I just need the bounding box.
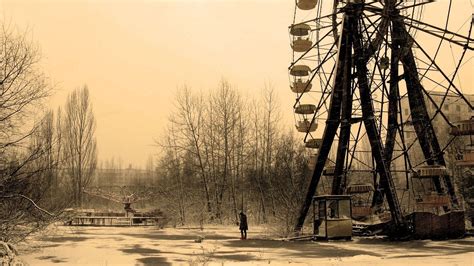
[313,195,352,240]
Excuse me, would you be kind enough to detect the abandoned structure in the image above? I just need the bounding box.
[289,0,473,239]
[66,186,164,227]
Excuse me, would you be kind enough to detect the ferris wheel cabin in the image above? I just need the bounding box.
[296,119,317,133]
[305,138,322,149]
[451,119,474,166]
[290,24,313,53]
[295,104,317,115]
[296,0,318,11]
[346,183,374,218]
[290,65,312,93]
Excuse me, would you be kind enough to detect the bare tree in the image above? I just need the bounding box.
[272,131,311,236]
[156,123,189,226]
[0,24,57,242]
[246,84,281,223]
[63,86,97,207]
[248,98,267,223]
[154,78,311,229]
[261,83,281,217]
[171,86,213,216]
[0,24,48,154]
[209,79,241,221]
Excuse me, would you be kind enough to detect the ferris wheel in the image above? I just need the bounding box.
[288,0,474,234]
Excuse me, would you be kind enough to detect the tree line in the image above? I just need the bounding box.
[1,21,313,241]
[0,25,97,242]
[155,80,312,235]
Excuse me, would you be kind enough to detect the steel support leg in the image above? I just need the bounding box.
[294,15,350,232]
[353,16,405,227]
[332,14,354,196]
[392,15,459,207]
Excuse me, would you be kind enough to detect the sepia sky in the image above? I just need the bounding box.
[1,0,473,168]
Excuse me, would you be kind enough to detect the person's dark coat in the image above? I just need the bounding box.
[239,213,248,230]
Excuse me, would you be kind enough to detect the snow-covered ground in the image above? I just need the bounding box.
[18,225,474,265]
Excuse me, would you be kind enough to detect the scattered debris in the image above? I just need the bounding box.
[194,235,205,243]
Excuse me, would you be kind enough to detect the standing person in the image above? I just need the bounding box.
[239,211,248,240]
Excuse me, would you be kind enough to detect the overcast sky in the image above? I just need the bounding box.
[1,0,473,168]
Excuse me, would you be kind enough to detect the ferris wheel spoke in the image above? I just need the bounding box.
[411,55,438,73]
[377,117,406,154]
[360,13,392,61]
[420,90,454,128]
[391,128,413,170]
[313,72,335,112]
[410,37,473,110]
[412,136,457,169]
[293,45,337,107]
[349,152,374,172]
[347,123,366,172]
[305,83,333,126]
[361,0,384,8]
[293,9,345,28]
[412,20,473,126]
[351,153,374,170]
[297,65,336,142]
[419,73,456,93]
[361,12,388,42]
[347,119,373,172]
[316,63,336,112]
[400,16,474,50]
[405,24,474,51]
[360,14,383,38]
[396,0,435,11]
[360,18,388,99]
[407,1,452,89]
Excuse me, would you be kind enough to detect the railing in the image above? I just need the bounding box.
[68,216,163,226]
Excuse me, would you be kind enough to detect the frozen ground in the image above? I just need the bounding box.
[17,225,474,265]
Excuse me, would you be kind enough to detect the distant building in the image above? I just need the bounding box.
[402,91,473,149]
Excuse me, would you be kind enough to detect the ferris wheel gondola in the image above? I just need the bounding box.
[451,118,474,167]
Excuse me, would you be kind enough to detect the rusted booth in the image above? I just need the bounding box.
[313,195,352,240]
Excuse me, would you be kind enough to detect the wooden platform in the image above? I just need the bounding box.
[68,216,163,226]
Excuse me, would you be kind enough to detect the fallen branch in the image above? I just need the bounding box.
[1,194,54,216]
[278,235,316,241]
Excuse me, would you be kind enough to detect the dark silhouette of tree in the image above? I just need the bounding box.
[63,86,97,207]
